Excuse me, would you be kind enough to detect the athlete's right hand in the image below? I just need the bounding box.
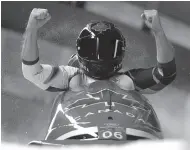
[27,8,51,30]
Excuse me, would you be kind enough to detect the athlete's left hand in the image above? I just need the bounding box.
[141,10,163,34]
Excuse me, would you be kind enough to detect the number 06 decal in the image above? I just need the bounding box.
[102,131,123,139]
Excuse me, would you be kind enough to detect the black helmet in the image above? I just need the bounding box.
[76,21,126,79]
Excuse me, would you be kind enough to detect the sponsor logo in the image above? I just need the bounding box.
[91,22,111,32]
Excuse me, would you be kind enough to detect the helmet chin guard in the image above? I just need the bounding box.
[76,21,126,79]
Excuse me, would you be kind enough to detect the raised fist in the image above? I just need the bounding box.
[141,10,163,33]
[27,8,51,30]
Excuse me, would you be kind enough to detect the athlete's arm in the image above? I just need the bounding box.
[125,61,176,93]
[21,8,79,92]
[142,10,175,64]
[125,10,176,94]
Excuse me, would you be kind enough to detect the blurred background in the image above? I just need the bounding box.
[1,1,190,145]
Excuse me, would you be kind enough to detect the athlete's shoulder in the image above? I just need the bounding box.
[68,54,80,68]
[110,71,135,91]
[59,65,79,77]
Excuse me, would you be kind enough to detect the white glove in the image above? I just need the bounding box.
[141,9,163,33]
[27,8,51,30]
